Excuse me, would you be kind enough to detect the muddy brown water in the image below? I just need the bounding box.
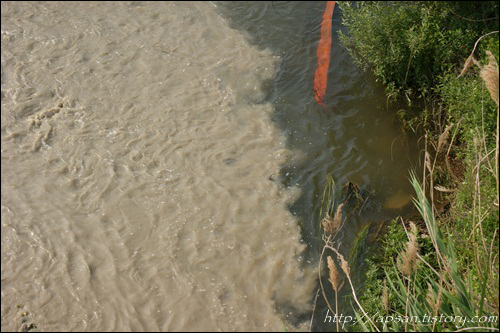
[1,2,418,331]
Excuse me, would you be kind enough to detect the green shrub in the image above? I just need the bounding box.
[338,1,499,129]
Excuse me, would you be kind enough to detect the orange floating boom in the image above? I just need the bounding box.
[314,1,335,108]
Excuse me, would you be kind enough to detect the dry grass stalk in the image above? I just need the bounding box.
[426,283,443,331]
[329,246,380,332]
[434,288,442,326]
[445,119,462,181]
[426,284,436,312]
[434,185,456,193]
[426,284,443,315]
[480,51,499,106]
[382,279,389,314]
[309,288,321,332]
[397,222,420,277]
[425,151,433,174]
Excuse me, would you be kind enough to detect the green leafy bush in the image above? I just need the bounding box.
[339,1,498,100]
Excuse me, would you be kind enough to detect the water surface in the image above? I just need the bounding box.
[1,2,418,331]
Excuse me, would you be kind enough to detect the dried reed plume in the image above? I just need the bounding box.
[426,284,443,315]
[330,247,380,332]
[458,43,498,107]
[322,214,334,235]
[336,249,351,277]
[327,255,343,293]
[458,53,475,78]
[327,255,343,332]
[437,123,453,154]
[397,222,419,277]
[458,31,498,79]
[425,151,432,174]
[322,203,344,235]
[382,279,389,314]
[480,50,499,107]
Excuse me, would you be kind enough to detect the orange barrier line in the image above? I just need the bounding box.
[314,1,335,108]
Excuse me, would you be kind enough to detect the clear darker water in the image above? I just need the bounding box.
[217,1,418,250]
[217,2,420,330]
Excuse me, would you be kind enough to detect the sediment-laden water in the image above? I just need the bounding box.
[1,2,318,331]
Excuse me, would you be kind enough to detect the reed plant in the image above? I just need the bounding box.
[347,172,499,332]
[316,57,499,328]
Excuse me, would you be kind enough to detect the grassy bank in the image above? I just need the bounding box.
[318,2,499,332]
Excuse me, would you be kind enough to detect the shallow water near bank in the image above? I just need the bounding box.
[2,2,418,331]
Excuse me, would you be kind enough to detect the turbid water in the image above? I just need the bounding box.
[1,2,418,332]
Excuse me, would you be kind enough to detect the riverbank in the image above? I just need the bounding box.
[322,2,499,331]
